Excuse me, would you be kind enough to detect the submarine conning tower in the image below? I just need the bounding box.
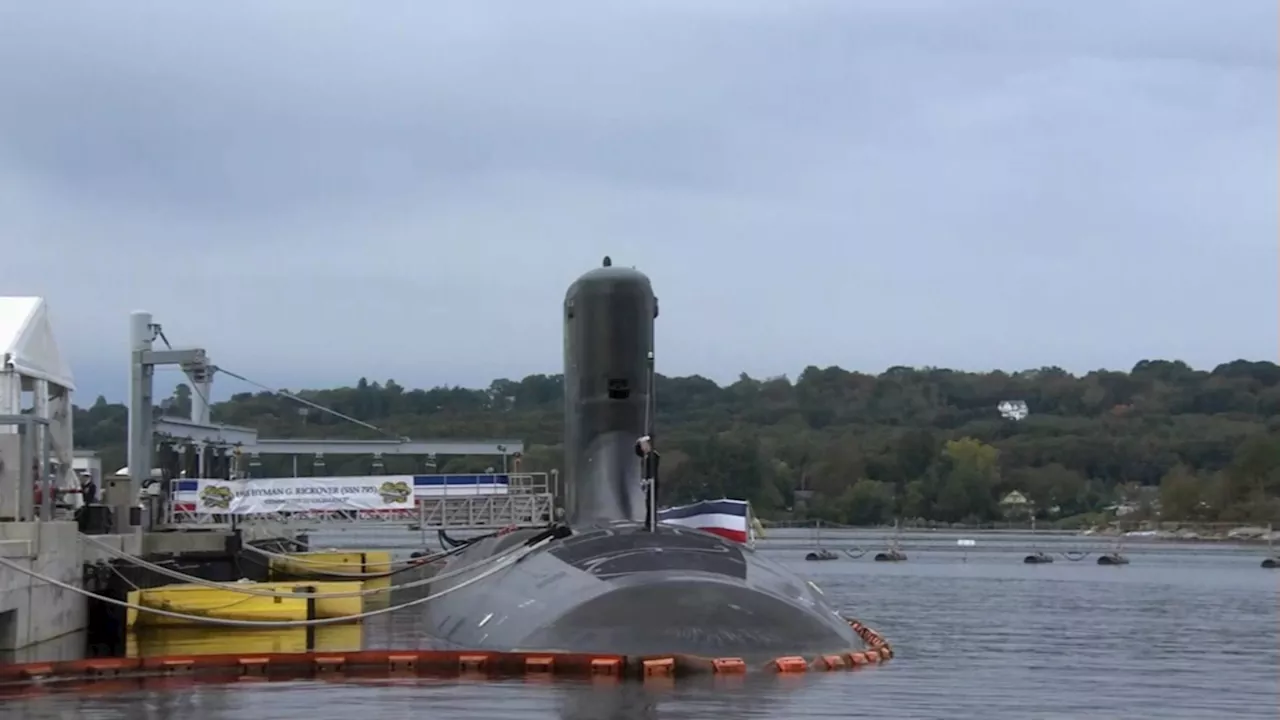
[562,256,659,528]
[418,257,871,662]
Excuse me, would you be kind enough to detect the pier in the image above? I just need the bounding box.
[0,297,92,652]
[0,299,553,654]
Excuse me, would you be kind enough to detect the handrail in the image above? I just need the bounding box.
[162,472,554,528]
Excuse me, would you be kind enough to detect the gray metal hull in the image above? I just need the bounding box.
[421,261,860,662]
[421,522,859,662]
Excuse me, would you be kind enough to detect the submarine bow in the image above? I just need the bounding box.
[420,257,861,661]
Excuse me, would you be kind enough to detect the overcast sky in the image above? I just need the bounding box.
[1,0,1275,402]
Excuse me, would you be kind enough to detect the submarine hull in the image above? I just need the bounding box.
[421,259,861,662]
[420,523,861,662]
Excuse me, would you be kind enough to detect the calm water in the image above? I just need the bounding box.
[9,530,1279,719]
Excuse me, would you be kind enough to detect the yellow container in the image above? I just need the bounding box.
[361,574,393,610]
[268,550,395,578]
[126,624,363,658]
[126,581,364,628]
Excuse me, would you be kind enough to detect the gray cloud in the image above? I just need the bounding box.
[0,0,1274,401]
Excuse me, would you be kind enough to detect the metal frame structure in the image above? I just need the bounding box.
[125,310,545,532]
[152,416,524,459]
[0,415,53,522]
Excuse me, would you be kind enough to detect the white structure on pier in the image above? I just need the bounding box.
[0,297,78,516]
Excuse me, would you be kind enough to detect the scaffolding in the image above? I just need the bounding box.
[123,310,547,532]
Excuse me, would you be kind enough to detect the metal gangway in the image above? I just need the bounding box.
[161,472,558,532]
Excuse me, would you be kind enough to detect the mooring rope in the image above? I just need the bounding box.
[234,529,512,576]
[233,543,429,578]
[0,537,550,628]
[231,549,421,581]
[79,534,514,600]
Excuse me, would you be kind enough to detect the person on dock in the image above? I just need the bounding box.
[79,472,98,505]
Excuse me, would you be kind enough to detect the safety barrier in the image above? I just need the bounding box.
[0,619,892,696]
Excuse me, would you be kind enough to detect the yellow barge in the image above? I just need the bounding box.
[126,580,364,628]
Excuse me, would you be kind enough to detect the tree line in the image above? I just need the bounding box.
[73,359,1280,527]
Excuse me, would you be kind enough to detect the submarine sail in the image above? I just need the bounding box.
[420,257,862,662]
[562,256,657,527]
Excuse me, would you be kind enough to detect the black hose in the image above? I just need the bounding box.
[438,529,468,549]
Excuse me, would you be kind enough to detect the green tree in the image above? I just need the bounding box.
[838,479,896,526]
[932,438,1001,522]
[1159,465,1204,520]
[69,359,1280,525]
[1012,463,1088,517]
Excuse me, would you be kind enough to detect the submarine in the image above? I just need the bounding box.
[420,257,862,663]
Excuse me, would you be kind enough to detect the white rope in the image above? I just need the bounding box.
[236,542,423,572]
[80,534,511,599]
[0,538,548,628]
[234,543,420,577]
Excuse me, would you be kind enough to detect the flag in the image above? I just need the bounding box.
[658,499,750,544]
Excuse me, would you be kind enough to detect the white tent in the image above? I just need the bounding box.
[0,297,75,390]
[0,296,78,515]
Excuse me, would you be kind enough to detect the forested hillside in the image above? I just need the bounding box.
[74,359,1280,526]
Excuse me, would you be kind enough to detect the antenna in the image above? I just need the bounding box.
[640,350,659,531]
[644,351,655,440]
[997,400,1029,421]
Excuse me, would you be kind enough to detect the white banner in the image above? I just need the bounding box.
[195,476,415,515]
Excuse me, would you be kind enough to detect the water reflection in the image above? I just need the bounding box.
[555,675,809,720]
[10,674,820,720]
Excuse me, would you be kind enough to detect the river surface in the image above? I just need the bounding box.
[8,529,1279,719]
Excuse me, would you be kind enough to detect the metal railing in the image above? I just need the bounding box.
[410,492,555,529]
[160,472,558,530]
